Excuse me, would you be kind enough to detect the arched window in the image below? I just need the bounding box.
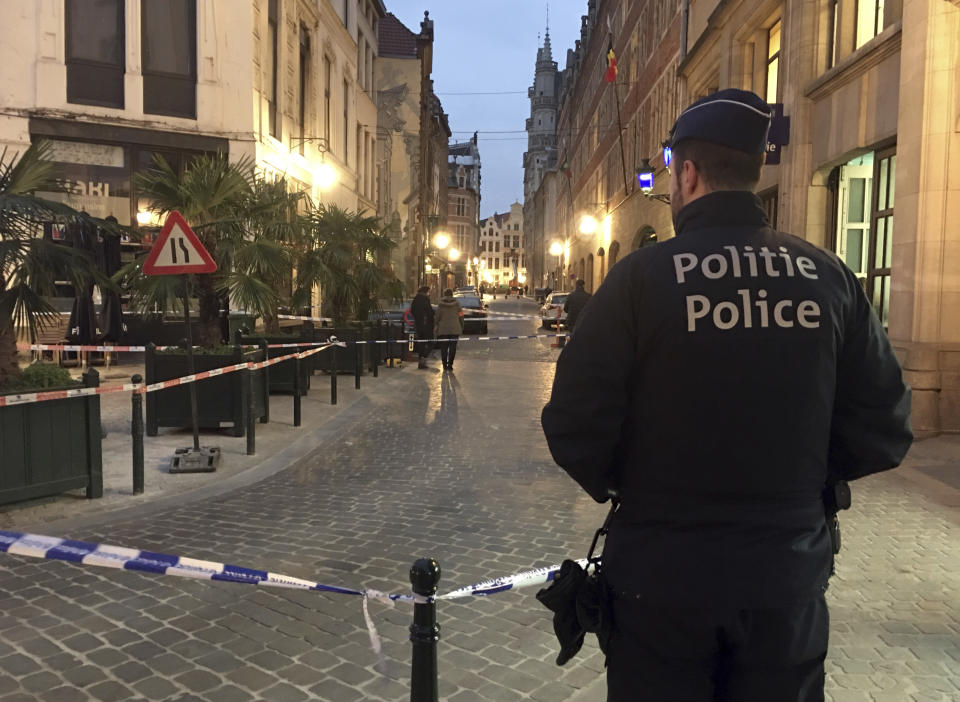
[632,226,657,250]
[609,240,621,268]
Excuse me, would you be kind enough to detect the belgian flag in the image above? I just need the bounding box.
[604,42,618,83]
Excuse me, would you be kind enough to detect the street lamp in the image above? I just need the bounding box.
[434,232,450,249]
[637,153,671,204]
[579,215,598,235]
[448,248,460,261]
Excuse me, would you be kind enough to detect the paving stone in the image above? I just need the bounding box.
[131,675,179,699]
[0,654,39,676]
[62,665,108,688]
[21,671,62,693]
[86,680,135,702]
[174,669,223,693]
[111,660,153,683]
[41,687,91,702]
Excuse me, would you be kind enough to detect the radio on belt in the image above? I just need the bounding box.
[673,245,823,332]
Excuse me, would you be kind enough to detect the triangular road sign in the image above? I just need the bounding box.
[142,211,217,276]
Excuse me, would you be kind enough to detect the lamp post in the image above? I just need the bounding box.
[637,148,672,204]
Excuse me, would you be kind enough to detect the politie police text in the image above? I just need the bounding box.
[673,245,821,332]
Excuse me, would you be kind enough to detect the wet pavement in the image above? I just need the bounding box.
[0,296,957,701]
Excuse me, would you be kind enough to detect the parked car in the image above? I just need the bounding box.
[456,295,488,334]
[540,292,568,328]
[456,285,477,295]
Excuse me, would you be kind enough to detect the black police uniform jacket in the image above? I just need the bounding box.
[541,191,912,609]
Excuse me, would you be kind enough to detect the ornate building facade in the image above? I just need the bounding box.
[551,0,960,435]
[447,134,481,286]
[376,11,450,296]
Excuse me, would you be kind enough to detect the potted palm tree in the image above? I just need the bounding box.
[0,142,115,503]
[294,204,395,374]
[123,154,291,435]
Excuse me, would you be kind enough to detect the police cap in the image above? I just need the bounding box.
[666,89,773,155]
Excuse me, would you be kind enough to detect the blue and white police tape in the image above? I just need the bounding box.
[436,560,591,599]
[0,530,409,602]
[0,529,586,603]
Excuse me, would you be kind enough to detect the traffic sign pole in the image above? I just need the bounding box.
[182,275,201,452]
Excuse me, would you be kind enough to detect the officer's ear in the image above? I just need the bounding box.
[679,158,701,196]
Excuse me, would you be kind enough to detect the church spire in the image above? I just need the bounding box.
[538,5,553,63]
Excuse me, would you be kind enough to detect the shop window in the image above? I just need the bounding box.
[766,19,781,103]
[831,149,896,325]
[142,0,196,118]
[868,148,896,327]
[65,0,125,108]
[834,153,873,279]
[855,0,885,50]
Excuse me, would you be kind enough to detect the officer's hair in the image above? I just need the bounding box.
[673,140,764,192]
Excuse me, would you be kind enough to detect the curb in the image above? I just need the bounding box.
[18,372,397,535]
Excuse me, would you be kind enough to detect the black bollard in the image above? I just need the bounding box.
[293,356,302,427]
[355,343,362,389]
[372,342,379,378]
[330,345,338,405]
[387,335,394,368]
[245,369,256,455]
[131,374,144,495]
[409,558,441,702]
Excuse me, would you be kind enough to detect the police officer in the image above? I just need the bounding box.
[541,89,912,701]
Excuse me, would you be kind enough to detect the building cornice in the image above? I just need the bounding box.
[804,23,902,101]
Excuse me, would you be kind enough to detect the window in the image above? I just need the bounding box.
[323,57,332,145]
[856,0,885,49]
[142,0,197,118]
[868,149,896,326]
[343,79,350,158]
[495,257,500,269]
[495,241,500,253]
[66,0,125,108]
[458,176,465,188]
[514,224,519,230]
[298,26,310,154]
[765,19,781,104]
[759,187,779,228]
[456,197,465,216]
[481,242,486,252]
[827,0,839,69]
[265,0,280,135]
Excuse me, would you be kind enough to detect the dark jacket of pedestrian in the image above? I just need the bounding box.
[562,283,591,329]
[410,288,434,335]
[434,295,463,336]
[541,89,912,702]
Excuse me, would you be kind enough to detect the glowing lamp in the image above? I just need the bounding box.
[449,248,461,261]
[637,159,655,193]
[549,241,563,257]
[579,216,598,235]
[434,232,450,249]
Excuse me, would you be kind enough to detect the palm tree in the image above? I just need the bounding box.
[124,154,304,344]
[0,142,116,387]
[295,204,395,326]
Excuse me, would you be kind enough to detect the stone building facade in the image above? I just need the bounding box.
[0,0,386,226]
[553,0,681,295]
[479,202,526,290]
[550,0,959,434]
[447,134,481,286]
[376,11,449,296]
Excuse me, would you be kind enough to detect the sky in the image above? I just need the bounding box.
[383,0,588,219]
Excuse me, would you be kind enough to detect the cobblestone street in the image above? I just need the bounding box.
[0,298,957,701]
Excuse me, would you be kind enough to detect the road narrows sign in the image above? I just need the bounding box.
[142,211,217,276]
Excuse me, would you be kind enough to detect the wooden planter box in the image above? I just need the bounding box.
[0,369,103,506]
[239,332,314,395]
[145,344,269,438]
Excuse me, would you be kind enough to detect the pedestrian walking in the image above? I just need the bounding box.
[410,285,435,370]
[562,279,590,331]
[434,288,463,371]
[540,89,912,701]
